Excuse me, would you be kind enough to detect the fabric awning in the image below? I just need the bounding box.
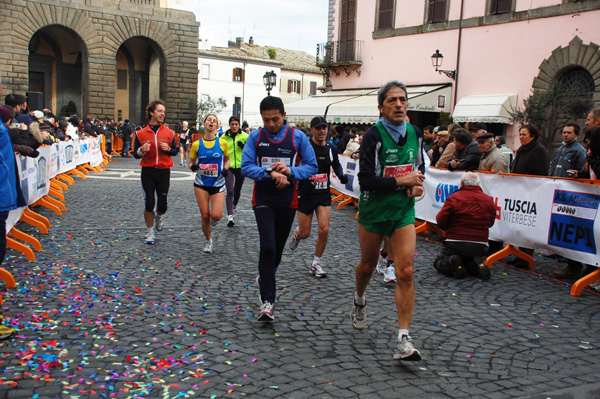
[452,94,517,124]
[285,84,452,124]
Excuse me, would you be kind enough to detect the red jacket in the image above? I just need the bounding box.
[136,125,175,169]
[436,185,496,243]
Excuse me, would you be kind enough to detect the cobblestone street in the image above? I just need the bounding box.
[1,157,599,399]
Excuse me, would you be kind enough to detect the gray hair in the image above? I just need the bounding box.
[377,81,408,107]
[461,172,480,187]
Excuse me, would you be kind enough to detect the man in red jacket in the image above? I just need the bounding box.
[434,172,496,280]
[133,100,178,244]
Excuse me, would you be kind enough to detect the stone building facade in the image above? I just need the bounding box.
[0,0,199,125]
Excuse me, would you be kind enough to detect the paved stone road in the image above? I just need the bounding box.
[0,156,599,399]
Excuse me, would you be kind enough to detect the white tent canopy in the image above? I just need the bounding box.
[285,84,452,124]
[452,94,517,124]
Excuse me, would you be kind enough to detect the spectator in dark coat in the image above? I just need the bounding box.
[446,128,481,171]
[511,124,549,176]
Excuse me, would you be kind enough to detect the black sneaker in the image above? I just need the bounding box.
[449,255,466,279]
[472,256,490,280]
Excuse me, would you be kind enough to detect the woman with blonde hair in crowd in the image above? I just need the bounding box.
[189,113,230,253]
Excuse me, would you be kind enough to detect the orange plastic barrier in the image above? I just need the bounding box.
[8,228,41,252]
[20,207,50,234]
[571,268,600,296]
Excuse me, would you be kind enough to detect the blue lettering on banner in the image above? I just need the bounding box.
[548,190,599,254]
[435,183,459,204]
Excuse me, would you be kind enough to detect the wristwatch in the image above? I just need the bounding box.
[266,167,274,176]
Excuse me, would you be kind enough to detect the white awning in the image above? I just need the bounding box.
[452,94,517,124]
[285,84,452,124]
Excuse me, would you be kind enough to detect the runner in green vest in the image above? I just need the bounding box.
[350,81,426,361]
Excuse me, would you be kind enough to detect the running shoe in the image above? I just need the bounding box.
[289,232,300,250]
[0,325,15,341]
[350,299,367,330]
[309,261,327,278]
[383,263,396,283]
[210,218,219,227]
[257,301,274,321]
[394,335,421,361]
[376,253,388,275]
[227,215,235,228]
[203,240,213,253]
[145,230,155,245]
[154,212,163,231]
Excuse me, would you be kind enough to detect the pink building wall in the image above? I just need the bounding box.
[329,0,600,148]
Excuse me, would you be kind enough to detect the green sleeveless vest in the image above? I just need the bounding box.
[358,121,418,225]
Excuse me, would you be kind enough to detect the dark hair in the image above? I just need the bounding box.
[453,128,472,144]
[495,136,505,146]
[4,94,18,108]
[424,125,434,133]
[587,126,600,159]
[259,96,285,115]
[521,124,539,140]
[377,81,408,107]
[146,99,165,120]
[565,122,580,135]
[229,115,240,124]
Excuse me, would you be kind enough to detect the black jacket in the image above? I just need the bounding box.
[447,140,481,171]
[512,138,549,176]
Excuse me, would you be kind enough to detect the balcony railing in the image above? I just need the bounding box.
[316,40,363,67]
[128,0,158,5]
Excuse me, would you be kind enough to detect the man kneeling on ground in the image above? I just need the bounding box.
[433,172,496,280]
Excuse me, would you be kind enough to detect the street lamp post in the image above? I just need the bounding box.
[431,49,456,80]
[263,70,277,96]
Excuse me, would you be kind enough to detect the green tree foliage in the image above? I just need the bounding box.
[188,96,227,126]
[267,48,277,60]
[511,85,592,148]
[436,111,453,127]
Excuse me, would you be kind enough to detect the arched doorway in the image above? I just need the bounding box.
[115,37,166,124]
[28,25,88,117]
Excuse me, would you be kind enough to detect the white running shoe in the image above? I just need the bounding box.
[227,215,235,228]
[145,230,155,245]
[376,254,388,275]
[289,232,300,250]
[383,263,396,283]
[394,335,421,361]
[210,218,219,227]
[257,301,274,321]
[154,212,163,231]
[350,299,367,330]
[309,262,327,278]
[203,240,213,253]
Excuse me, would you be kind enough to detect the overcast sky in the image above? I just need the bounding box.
[170,0,329,55]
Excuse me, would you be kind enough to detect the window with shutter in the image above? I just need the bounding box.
[377,0,394,31]
[490,0,512,15]
[310,81,317,96]
[427,0,447,23]
[339,0,356,62]
[287,80,293,93]
[233,68,243,82]
[296,81,301,94]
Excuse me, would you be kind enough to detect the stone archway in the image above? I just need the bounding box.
[19,4,95,116]
[29,25,88,117]
[533,36,600,106]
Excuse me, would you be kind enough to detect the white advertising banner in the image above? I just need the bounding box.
[6,138,104,234]
[329,161,600,266]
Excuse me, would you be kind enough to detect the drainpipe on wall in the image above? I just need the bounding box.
[241,62,246,122]
[454,0,464,113]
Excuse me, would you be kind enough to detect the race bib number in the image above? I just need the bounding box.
[198,164,218,177]
[310,173,328,190]
[384,164,413,178]
[261,157,291,167]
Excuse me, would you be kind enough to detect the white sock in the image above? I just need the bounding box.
[313,256,321,265]
[354,293,366,306]
[148,227,154,234]
[398,329,409,340]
